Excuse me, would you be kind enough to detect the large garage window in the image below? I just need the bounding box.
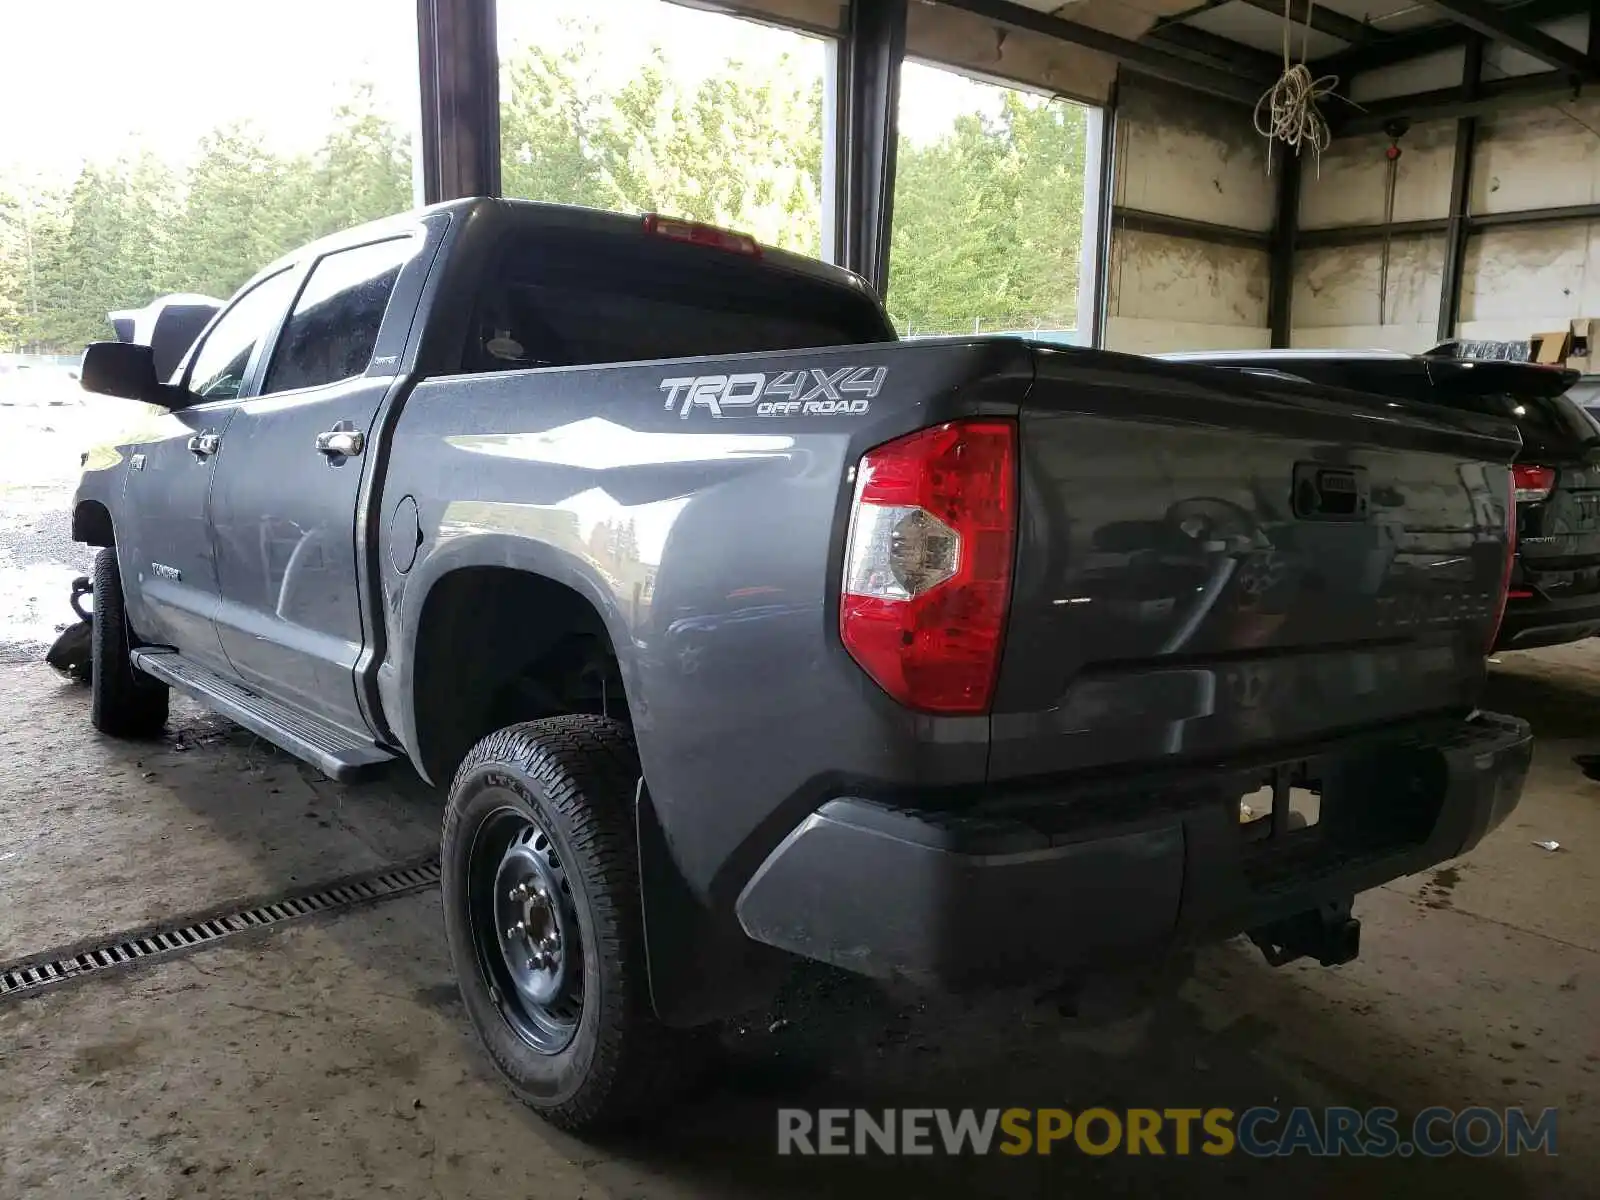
[0,0,421,356]
[889,62,1099,343]
[497,0,828,257]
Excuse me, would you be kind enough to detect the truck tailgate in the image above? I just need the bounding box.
[989,350,1520,781]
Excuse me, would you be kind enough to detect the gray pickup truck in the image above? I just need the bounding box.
[71,198,1532,1131]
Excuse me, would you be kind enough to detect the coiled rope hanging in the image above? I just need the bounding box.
[1254,0,1340,172]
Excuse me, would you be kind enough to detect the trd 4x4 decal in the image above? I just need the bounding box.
[659,366,887,418]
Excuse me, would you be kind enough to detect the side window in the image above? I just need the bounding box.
[185,271,300,400]
[262,238,414,395]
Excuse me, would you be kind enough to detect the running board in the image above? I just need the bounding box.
[130,649,396,782]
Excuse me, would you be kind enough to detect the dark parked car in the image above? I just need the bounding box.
[70,201,1531,1131]
[1167,348,1600,652]
[1567,375,1600,426]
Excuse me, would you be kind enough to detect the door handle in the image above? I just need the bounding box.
[315,429,365,458]
[187,431,220,458]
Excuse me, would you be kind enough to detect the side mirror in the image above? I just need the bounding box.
[79,342,185,408]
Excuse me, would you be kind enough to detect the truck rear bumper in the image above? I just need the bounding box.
[734,711,1531,986]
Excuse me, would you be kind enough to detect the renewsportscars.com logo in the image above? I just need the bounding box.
[659,366,887,419]
[776,1105,1558,1159]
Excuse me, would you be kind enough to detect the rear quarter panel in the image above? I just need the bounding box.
[378,339,1031,902]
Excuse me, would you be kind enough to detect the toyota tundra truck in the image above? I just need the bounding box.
[69,198,1531,1132]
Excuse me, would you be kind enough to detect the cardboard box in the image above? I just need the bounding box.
[1531,329,1570,364]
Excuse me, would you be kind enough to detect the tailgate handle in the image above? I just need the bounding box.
[1293,463,1368,521]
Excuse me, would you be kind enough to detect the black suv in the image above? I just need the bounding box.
[1164,347,1600,653]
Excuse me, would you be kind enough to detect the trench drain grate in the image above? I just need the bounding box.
[0,858,440,1002]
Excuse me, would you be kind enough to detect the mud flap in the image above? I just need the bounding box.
[635,778,791,1027]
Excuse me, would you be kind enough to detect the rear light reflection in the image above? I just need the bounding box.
[1512,463,1556,503]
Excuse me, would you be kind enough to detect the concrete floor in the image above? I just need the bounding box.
[1,405,1596,1196]
[0,653,1594,1198]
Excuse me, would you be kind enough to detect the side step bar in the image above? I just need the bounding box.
[130,649,396,782]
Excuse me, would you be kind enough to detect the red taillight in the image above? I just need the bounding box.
[840,420,1017,714]
[1512,463,1556,503]
[1489,467,1517,652]
[642,213,761,257]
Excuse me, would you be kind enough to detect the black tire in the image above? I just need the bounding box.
[442,715,698,1132]
[89,548,168,738]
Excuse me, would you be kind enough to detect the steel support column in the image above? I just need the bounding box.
[418,0,501,204]
[1090,90,1118,348]
[1437,37,1483,342]
[1268,146,1302,348]
[832,0,906,295]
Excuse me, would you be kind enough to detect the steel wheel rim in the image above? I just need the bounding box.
[467,800,584,1054]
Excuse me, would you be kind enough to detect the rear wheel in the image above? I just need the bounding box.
[89,548,168,738]
[441,715,699,1132]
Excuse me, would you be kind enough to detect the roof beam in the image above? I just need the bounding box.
[1144,21,1282,78]
[1297,201,1600,247]
[1111,206,1272,249]
[933,0,1265,103]
[1235,0,1378,46]
[1315,0,1590,77]
[1318,20,1473,75]
[1417,0,1592,73]
[1333,68,1585,131]
[1297,218,1450,247]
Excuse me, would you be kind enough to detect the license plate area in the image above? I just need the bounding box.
[1236,744,1447,891]
[1238,762,1322,844]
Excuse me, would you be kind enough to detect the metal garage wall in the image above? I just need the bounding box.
[1457,99,1600,343]
[1292,237,1446,350]
[1105,82,1273,352]
[1291,120,1455,351]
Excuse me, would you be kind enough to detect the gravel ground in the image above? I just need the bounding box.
[0,390,100,662]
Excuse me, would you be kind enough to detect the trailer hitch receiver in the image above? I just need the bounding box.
[1248,900,1360,968]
